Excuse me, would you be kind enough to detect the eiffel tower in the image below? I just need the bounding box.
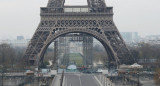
[23,0,135,66]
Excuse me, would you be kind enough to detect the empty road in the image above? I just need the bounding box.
[63,74,100,86]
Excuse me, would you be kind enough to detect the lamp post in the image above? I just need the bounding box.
[37,56,40,86]
[134,65,140,86]
[137,68,140,86]
[1,58,4,86]
[1,65,3,86]
[1,52,4,86]
[129,63,142,86]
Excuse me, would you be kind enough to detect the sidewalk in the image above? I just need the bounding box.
[51,74,62,86]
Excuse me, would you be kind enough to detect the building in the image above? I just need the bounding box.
[142,35,160,44]
[17,36,24,40]
[120,32,139,44]
[0,39,30,48]
[10,39,30,48]
[138,59,160,69]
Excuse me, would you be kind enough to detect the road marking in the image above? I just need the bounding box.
[93,75,103,86]
[66,77,67,86]
[79,74,82,86]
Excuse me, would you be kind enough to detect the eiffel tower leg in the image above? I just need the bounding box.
[104,30,134,65]
[23,30,50,66]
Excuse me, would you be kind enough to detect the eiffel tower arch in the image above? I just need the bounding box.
[23,0,135,67]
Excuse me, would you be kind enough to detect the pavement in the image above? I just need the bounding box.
[140,80,156,86]
[63,73,100,86]
[0,77,24,86]
[51,74,62,86]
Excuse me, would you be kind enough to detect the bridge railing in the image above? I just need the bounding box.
[60,70,64,86]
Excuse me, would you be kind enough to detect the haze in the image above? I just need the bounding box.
[0,0,160,40]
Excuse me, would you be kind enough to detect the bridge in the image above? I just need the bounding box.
[2,70,152,86]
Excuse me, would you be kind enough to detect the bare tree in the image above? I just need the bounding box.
[93,44,108,64]
[0,44,15,69]
[0,44,26,71]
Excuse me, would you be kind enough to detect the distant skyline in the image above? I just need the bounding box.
[0,0,160,40]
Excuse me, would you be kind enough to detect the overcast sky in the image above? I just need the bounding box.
[0,0,160,40]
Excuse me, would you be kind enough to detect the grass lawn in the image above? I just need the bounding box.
[69,53,83,67]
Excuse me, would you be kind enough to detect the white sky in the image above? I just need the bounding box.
[0,0,160,40]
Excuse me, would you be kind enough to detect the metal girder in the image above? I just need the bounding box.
[83,34,93,66]
[87,0,106,8]
[53,41,58,65]
[47,0,65,7]
[48,0,106,8]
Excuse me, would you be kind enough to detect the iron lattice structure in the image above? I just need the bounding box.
[23,0,135,66]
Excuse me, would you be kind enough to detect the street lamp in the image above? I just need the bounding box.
[137,68,140,86]
[37,55,40,86]
[129,63,143,86]
[0,53,4,86]
[1,65,3,86]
